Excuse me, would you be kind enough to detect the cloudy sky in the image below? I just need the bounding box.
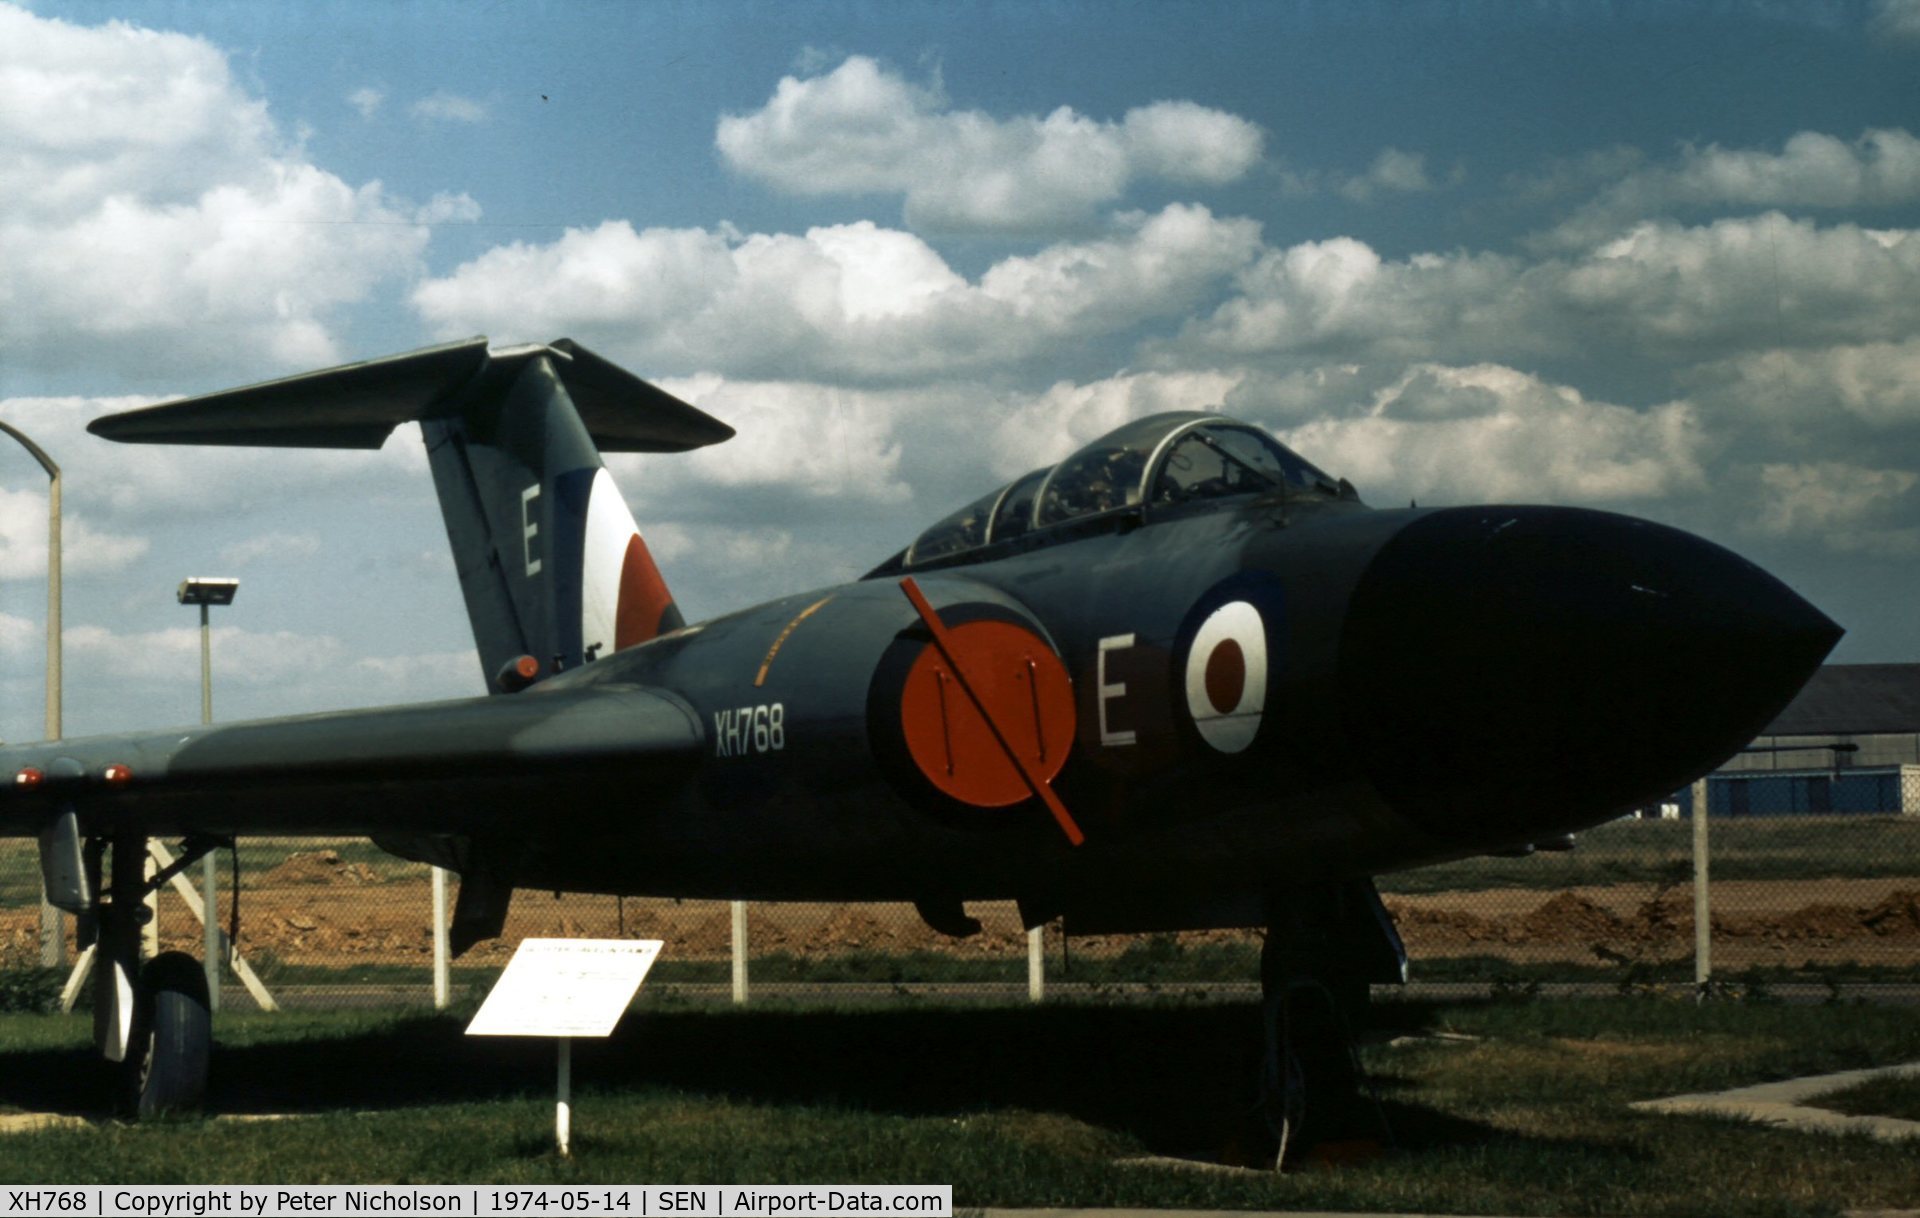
[4,0,1919,742]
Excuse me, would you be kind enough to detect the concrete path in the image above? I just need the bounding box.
[1632,1059,1920,1142]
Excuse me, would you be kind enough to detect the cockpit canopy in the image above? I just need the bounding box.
[905,411,1341,568]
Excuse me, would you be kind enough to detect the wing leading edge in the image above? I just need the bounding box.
[1,683,704,839]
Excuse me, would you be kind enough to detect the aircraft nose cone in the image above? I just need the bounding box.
[1339,506,1842,845]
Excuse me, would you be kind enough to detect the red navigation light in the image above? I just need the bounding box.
[494,653,541,693]
[102,763,133,786]
[13,767,44,789]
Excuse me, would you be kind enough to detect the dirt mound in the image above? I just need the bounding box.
[1861,889,1920,937]
[1635,889,1693,938]
[259,850,383,886]
[1385,901,1500,944]
[1390,883,1920,954]
[1519,891,1627,941]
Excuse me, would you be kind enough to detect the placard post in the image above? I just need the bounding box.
[466,939,662,1158]
[557,1037,572,1157]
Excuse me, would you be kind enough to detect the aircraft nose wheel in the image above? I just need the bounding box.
[1252,911,1392,1171]
[117,950,212,1119]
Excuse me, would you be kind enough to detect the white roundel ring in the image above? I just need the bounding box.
[1184,600,1267,753]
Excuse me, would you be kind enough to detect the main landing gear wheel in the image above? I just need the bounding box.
[117,950,211,1119]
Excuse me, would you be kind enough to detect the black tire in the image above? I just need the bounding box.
[118,951,211,1119]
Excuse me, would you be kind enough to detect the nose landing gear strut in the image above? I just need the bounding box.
[1252,881,1401,1171]
[89,830,216,1118]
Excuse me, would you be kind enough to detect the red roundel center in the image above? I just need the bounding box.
[1204,638,1246,714]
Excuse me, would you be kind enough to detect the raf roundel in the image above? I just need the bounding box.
[1184,600,1268,753]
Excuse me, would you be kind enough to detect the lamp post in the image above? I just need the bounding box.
[178,577,239,1010]
[0,420,64,968]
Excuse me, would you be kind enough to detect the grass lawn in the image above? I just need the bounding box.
[1375,813,1920,893]
[1805,1073,1920,1122]
[1,996,1918,1215]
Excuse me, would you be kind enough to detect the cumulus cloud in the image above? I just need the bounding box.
[617,378,914,506]
[715,55,1263,232]
[53,623,480,716]
[985,371,1245,478]
[1279,148,1455,203]
[1541,129,1920,246]
[1870,0,1920,43]
[1336,148,1443,203]
[1277,364,1705,505]
[0,4,464,383]
[1684,337,1920,434]
[410,91,486,123]
[0,396,424,526]
[1175,212,1920,368]
[1754,462,1920,555]
[1561,214,1920,352]
[413,204,1262,384]
[347,86,384,118]
[0,487,150,579]
[220,532,323,567]
[0,611,33,655]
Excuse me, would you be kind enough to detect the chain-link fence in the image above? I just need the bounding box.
[4,774,1916,1011]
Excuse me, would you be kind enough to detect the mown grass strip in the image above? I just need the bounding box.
[1,997,1917,1215]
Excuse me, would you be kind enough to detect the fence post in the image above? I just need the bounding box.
[731,900,749,1005]
[203,854,220,1013]
[1027,924,1045,1002]
[1691,775,1710,1001]
[432,867,450,1010]
[39,882,66,968]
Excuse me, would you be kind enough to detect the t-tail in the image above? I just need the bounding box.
[89,338,732,689]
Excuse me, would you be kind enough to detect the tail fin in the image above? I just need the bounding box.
[90,338,732,689]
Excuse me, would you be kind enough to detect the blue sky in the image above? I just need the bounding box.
[3,0,1920,741]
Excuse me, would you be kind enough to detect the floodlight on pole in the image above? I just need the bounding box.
[0,419,64,969]
[179,577,239,1009]
[178,579,239,724]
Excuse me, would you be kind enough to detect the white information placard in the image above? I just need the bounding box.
[466,938,663,1038]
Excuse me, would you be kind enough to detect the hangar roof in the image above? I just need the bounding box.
[1766,664,1920,736]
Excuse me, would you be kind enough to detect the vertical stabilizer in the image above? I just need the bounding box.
[87,338,732,690]
[423,353,685,685]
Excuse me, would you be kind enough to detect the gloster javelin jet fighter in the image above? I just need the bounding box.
[0,338,1838,1162]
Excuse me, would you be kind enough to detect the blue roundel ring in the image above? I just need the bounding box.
[1171,571,1286,755]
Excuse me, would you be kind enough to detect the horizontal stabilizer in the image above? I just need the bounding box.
[88,337,733,453]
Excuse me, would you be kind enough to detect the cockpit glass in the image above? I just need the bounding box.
[899,411,1344,570]
[1031,413,1191,529]
[1035,446,1148,527]
[989,468,1046,542]
[905,486,999,565]
[1151,425,1284,506]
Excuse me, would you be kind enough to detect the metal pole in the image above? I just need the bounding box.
[2,421,67,969]
[40,466,65,967]
[730,900,749,1005]
[198,602,221,1011]
[1692,775,1711,1002]
[199,603,212,724]
[45,463,60,742]
[432,867,450,1009]
[1027,924,1046,1002]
